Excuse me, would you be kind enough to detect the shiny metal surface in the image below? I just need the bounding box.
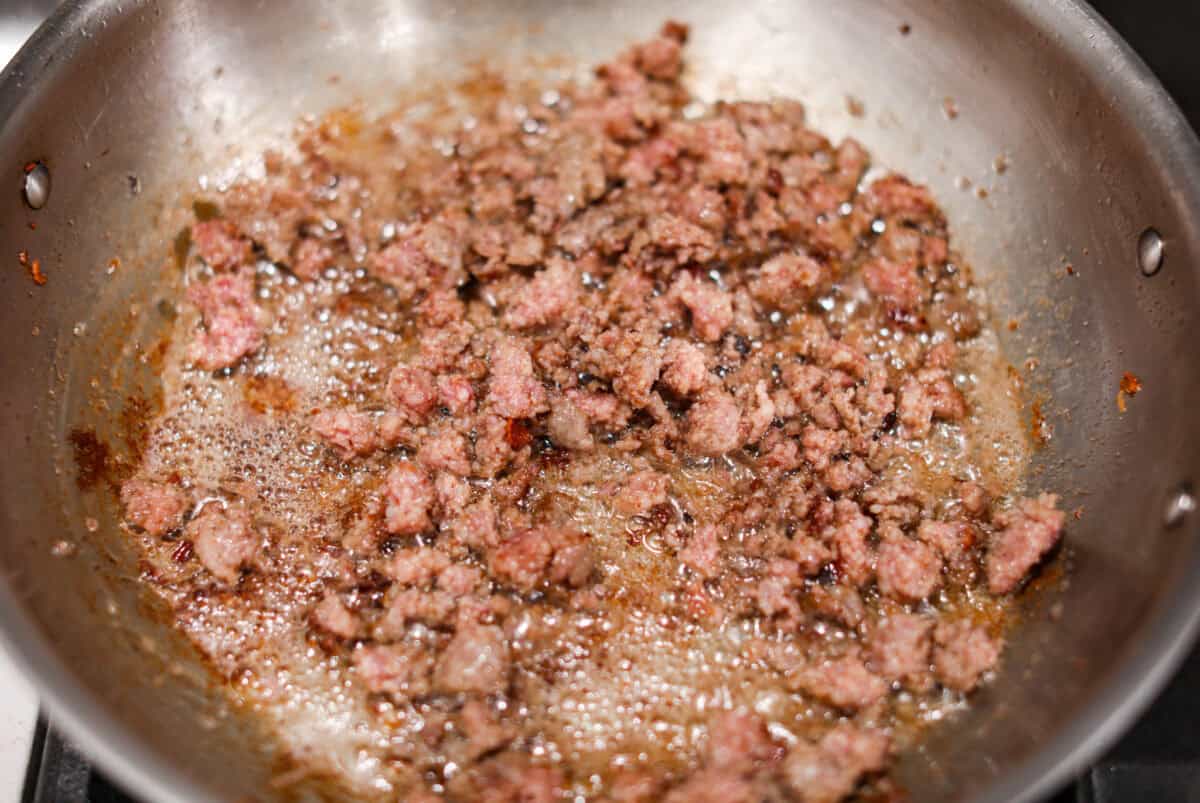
[1137,226,1165,277]
[0,1,1197,802]
[21,160,49,209]
[0,0,60,66]
[1163,485,1196,529]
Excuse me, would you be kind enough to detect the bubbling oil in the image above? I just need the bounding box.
[123,83,1034,800]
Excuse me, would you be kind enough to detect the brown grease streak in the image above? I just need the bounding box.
[68,428,112,490]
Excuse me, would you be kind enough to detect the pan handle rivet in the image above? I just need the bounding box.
[22,161,50,210]
[1164,485,1194,528]
[1138,227,1164,276]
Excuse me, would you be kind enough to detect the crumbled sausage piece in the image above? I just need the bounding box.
[547,393,594,451]
[986,493,1065,593]
[704,709,779,770]
[686,390,742,455]
[504,259,579,329]
[660,339,709,397]
[290,236,334,280]
[621,137,680,185]
[828,499,874,587]
[788,535,833,576]
[489,526,593,592]
[876,526,942,601]
[823,456,873,495]
[606,771,663,803]
[120,479,188,537]
[438,564,484,597]
[933,620,1002,692]
[868,613,933,687]
[809,584,866,629]
[867,174,943,224]
[780,723,889,803]
[750,252,826,312]
[754,562,802,622]
[663,770,775,803]
[187,270,264,370]
[388,365,439,424]
[863,257,923,311]
[633,25,685,80]
[370,220,465,299]
[435,623,511,695]
[679,523,722,577]
[898,368,967,439]
[377,587,456,633]
[487,337,549,418]
[377,410,411,449]
[473,413,520,478]
[489,528,557,592]
[383,463,435,536]
[790,654,888,712]
[457,698,515,760]
[566,389,630,428]
[671,272,734,342]
[418,427,472,476]
[614,469,670,516]
[390,547,452,587]
[435,472,471,516]
[449,498,500,553]
[420,289,466,328]
[916,519,976,562]
[678,184,727,233]
[613,346,664,407]
[311,407,377,457]
[191,219,252,271]
[690,118,750,185]
[646,214,717,264]
[740,380,776,444]
[187,505,258,584]
[354,643,433,697]
[437,374,476,417]
[959,481,990,518]
[311,593,359,639]
[801,425,846,472]
[758,431,804,475]
[457,755,565,803]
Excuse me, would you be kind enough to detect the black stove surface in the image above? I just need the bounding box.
[21,1,1200,801]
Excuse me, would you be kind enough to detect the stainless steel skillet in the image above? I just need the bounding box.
[0,1,1197,801]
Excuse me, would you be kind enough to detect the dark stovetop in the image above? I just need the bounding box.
[21,1,1200,801]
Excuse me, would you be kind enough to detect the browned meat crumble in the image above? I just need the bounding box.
[120,21,1064,802]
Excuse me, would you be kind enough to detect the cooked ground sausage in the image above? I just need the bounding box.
[116,20,1064,801]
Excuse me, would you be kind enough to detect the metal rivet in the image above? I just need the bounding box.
[22,162,50,210]
[1138,227,1164,276]
[1164,485,1195,528]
